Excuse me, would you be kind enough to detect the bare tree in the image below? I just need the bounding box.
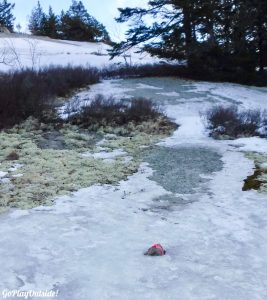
[24,37,41,70]
[0,46,11,65]
[0,37,42,70]
[2,38,23,69]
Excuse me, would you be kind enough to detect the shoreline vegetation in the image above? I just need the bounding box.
[0,81,177,211]
[204,105,267,140]
[203,105,267,193]
[0,64,267,212]
[0,65,181,212]
[243,153,267,193]
[1,63,266,130]
[102,64,267,87]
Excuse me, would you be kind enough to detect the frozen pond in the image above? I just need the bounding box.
[117,77,242,106]
[1,77,267,300]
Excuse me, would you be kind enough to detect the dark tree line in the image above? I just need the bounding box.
[28,0,111,43]
[111,0,267,75]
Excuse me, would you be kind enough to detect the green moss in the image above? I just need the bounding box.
[242,169,263,191]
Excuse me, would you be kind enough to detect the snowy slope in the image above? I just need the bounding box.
[0,35,158,72]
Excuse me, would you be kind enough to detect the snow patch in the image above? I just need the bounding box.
[157,91,180,97]
[82,149,127,160]
[0,171,7,178]
[136,83,163,90]
[230,137,267,153]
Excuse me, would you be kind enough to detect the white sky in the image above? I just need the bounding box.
[12,0,147,40]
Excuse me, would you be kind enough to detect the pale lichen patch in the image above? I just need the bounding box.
[0,116,175,211]
[243,152,267,193]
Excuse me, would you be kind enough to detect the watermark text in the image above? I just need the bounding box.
[2,289,59,299]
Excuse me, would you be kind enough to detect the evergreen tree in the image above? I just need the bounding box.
[28,1,46,35]
[96,23,111,43]
[248,0,267,72]
[111,1,201,67]
[58,15,68,39]
[43,6,59,38]
[111,0,266,74]
[0,0,15,32]
[68,0,90,22]
[59,0,110,42]
[27,1,110,42]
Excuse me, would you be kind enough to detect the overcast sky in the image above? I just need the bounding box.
[13,0,146,40]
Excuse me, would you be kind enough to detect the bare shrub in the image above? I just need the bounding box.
[78,95,125,127]
[0,69,51,129]
[40,65,99,97]
[0,66,100,129]
[101,63,184,79]
[102,63,267,86]
[204,105,267,139]
[67,95,163,130]
[126,98,161,122]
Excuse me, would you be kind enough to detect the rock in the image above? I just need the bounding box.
[144,244,166,256]
[6,151,19,161]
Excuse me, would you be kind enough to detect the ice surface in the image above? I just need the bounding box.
[1,68,267,298]
[143,146,223,194]
[1,155,267,299]
[0,171,7,178]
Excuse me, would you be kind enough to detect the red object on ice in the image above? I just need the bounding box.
[151,244,165,256]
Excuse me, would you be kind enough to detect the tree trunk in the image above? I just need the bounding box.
[258,23,264,73]
[182,5,194,67]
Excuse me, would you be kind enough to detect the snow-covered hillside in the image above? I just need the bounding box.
[0,35,157,72]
